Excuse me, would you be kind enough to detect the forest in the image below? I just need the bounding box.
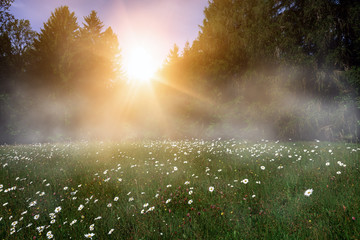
[1,0,359,143]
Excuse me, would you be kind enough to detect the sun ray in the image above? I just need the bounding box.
[153,75,214,106]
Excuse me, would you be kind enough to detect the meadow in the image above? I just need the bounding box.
[0,139,359,239]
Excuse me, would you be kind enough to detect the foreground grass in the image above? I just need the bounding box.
[0,140,359,239]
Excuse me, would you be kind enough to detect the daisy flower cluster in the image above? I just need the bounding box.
[0,140,358,238]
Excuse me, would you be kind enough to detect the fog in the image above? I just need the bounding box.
[2,65,358,145]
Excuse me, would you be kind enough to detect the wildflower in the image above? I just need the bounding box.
[241,179,249,184]
[260,166,265,170]
[188,199,193,204]
[167,184,172,188]
[304,189,313,197]
[147,206,155,212]
[184,181,190,185]
[29,200,37,207]
[166,199,171,204]
[78,204,84,211]
[107,203,112,207]
[70,219,77,226]
[189,190,193,195]
[55,206,61,213]
[143,203,149,208]
[84,233,95,238]
[63,186,68,190]
[114,196,119,201]
[209,186,215,192]
[46,231,53,239]
[36,226,45,233]
[174,166,178,171]
[326,162,330,166]
[11,221,18,227]
[89,224,95,231]
[129,197,134,202]
[50,219,56,224]
[108,229,115,234]
[336,171,341,175]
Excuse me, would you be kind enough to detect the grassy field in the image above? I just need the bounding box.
[0,140,359,239]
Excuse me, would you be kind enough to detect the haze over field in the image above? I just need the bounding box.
[1,0,360,143]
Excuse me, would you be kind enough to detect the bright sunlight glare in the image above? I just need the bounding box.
[124,46,158,84]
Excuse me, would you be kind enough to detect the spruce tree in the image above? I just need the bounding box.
[31,6,79,92]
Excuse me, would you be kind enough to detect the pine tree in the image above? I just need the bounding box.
[165,44,180,65]
[31,6,79,92]
[78,11,121,90]
[182,41,191,57]
[81,10,104,39]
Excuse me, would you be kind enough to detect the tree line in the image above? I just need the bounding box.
[0,0,359,143]
[1,1,122,143]
[159,0,360,141]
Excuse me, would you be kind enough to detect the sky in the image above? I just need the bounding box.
[9,0,209,69]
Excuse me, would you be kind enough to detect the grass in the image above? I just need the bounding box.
[0,139,359,239]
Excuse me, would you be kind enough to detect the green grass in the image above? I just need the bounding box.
[0,140,359,239]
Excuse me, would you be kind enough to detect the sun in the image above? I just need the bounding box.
[123,46,158,84]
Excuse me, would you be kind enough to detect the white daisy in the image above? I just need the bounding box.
[241,179,249,184]
[304,189,313,197]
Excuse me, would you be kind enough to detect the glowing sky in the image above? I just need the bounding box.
[10,0,209,69]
